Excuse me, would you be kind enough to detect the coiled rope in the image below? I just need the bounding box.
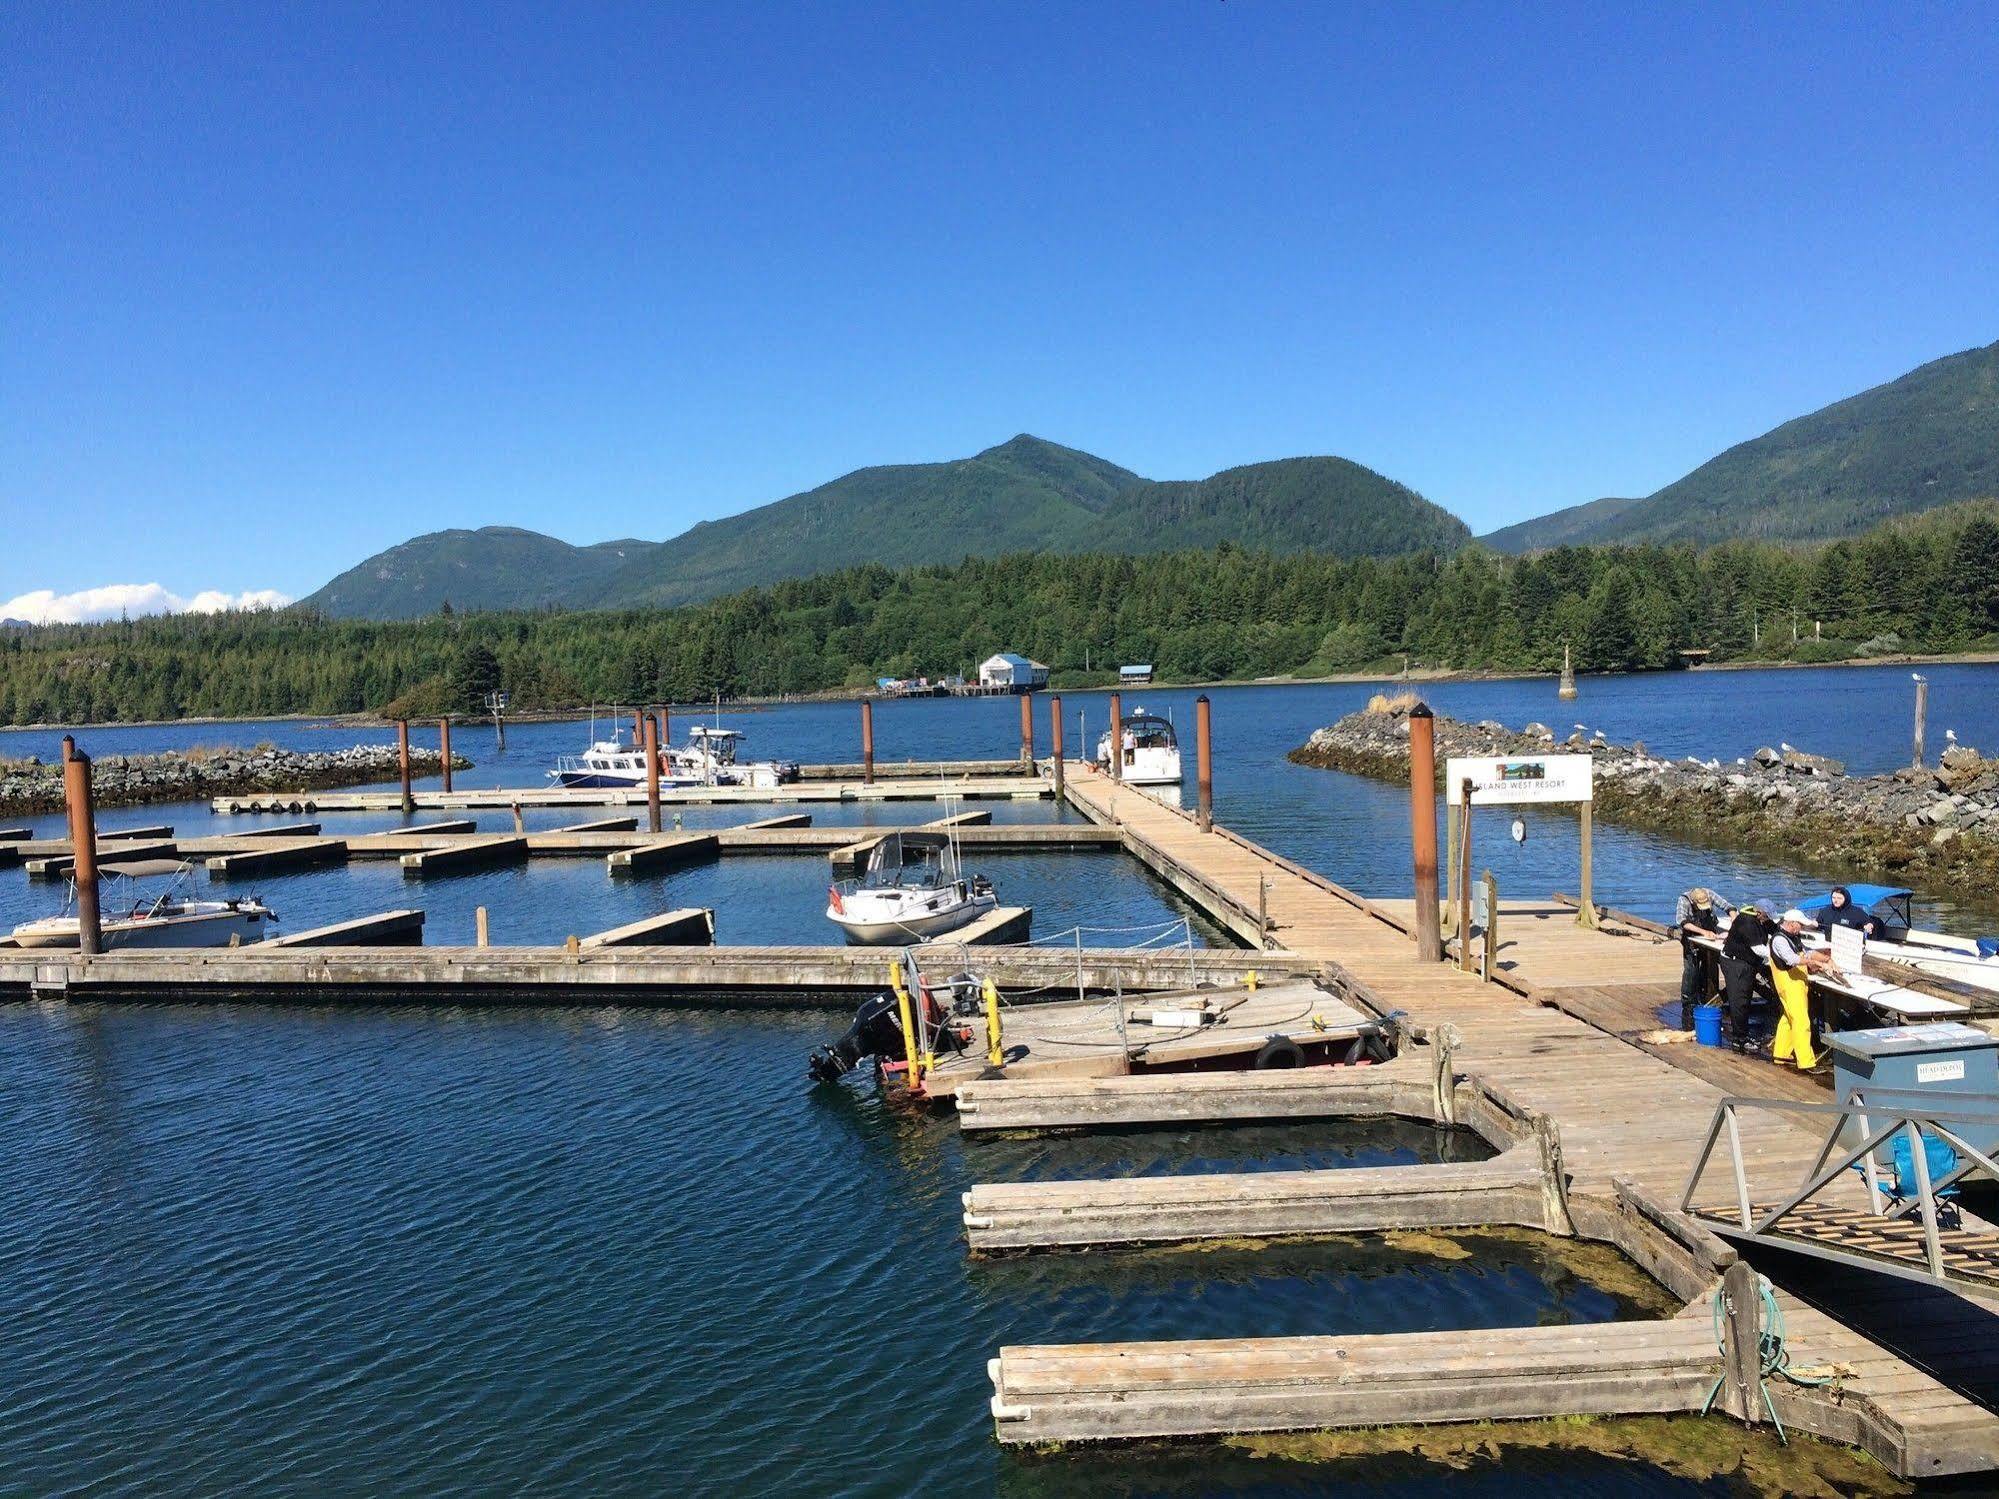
[1701,1272,1837,1444]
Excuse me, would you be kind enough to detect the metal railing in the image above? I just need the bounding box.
[1680,1089,1999,1288]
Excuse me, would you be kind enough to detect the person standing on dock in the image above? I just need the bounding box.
[1674,887,1728,1030]
[1769,908,1833,1072]
[1718,900,1770,1052]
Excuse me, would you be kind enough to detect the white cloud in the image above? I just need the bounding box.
[0,583,293,625]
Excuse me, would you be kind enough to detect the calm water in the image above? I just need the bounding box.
[5,665,1997,1494]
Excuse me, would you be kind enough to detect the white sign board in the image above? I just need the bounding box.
[1444,754,1594,806]
[1829,923,1866,976]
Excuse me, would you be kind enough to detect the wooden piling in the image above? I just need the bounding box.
[1457,779,1474,971]
[643,714,662,834]
[1019,692,1033,764]
[60,736,102,956]
[1108,691,1122,781]
[1049,694,1065,798]
[1913,674,1928,768]
[860,699,875,784]
[1408,704,1441,962]
[439,718,453,793]
[1194,693,1213,833]
[476,906,490,947]
[396,719,413,813]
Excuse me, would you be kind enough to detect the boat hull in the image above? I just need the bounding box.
[12,908,272,951]
[826,894,998,946]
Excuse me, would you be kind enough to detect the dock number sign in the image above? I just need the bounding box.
[1444,754,1594,806]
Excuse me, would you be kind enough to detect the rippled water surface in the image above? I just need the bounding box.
[6,666,1997,1493]
[3,1004,1706,1497]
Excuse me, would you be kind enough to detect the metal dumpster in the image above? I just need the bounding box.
[1827,1022,1999,1156]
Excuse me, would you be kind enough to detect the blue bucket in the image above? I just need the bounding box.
[1693,1004,1724,1048]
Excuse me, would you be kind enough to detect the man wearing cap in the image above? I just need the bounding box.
[1674,887,1729,1030]
[1769,908,1834,1071]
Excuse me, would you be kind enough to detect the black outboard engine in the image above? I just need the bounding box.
[808,991,906,1083]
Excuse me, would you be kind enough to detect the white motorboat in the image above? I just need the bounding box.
[671,726,800,790]
[825,831,997,945]
[1800,885,1999,995]
[11,860,277,950]
[548,726,703,791]
[1096,708,1182,786]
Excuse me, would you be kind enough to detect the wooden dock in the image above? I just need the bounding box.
[0,942,1306,1006]
[984,764,1999,1476]
[211,771,1052,814]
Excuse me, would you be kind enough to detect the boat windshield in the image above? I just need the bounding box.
[1123,714,1177,749]
[860,832,954,890]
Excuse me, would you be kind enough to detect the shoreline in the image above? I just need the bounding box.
[9,653,1995,735]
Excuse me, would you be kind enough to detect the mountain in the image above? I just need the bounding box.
[1482,339,1999,551]
[1478,495,1642,554]
[303,435,1467,618]
[303,527,661,618]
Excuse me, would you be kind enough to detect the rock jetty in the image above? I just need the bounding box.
[0,744,470,819]
[1291,698,1999,901]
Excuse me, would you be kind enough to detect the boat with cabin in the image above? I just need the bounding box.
[1096,708,1182,786]
[825,830,997,945]
[670,726,799,790]
[10,860,277,950]
[1799,885,1999,995]
[548,727,703,791]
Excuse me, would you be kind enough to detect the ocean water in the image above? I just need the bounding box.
[4,665,1996,1494]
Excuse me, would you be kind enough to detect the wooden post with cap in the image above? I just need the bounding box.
[1408,705,1441,962]
[1107,691,1122,781]
[439,718,453,793]
[1019,692,1033,765]
[61,735,103,957]
[859,699,875,785]
[1049,694,1065,800]
[396,719,413,814]
[1194,693,1213,833]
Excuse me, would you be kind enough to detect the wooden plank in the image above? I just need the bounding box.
[205,837,348,878]
[938,905,1033,946]
[399,835,528,877]
[605,832,718,876]
[580,908,716,948]
[260,910,425,947]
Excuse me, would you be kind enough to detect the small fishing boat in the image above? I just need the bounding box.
[1798,885,1999,995]
[1097,708,1182,786]
[670,726,799,790]
[548,726,704,791]
[11,860,277,950]
[825,831,997,945]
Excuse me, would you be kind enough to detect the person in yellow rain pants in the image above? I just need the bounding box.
[1768,908,1834,1071]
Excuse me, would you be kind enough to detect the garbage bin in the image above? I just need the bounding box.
[1826,1022,1999,1156]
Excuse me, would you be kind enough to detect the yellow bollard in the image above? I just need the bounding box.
[1244,969,1259,992]
[983,980,1004,1068]
[890,961,922,1094]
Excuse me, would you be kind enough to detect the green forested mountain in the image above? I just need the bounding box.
[1485,340,1999,551]
[9,504,1997,726]
[1479,495,1641,553]
[302,435,1465,619]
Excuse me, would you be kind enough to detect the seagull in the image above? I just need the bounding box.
[1779,741,1794,754]
[1946,729,1958,744]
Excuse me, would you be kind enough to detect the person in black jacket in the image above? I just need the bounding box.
[1816,886,1877,939]
[1718,901,1773,1052]
[1674,887,1728,1030]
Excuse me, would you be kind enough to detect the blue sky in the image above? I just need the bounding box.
[4,2,1995,615]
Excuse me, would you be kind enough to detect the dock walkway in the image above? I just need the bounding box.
[1028,765,1999,1476]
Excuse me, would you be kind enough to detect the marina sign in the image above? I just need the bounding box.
[1444,754,1594,805]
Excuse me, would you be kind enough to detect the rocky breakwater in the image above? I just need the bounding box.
[0,744,471,818]
[1290,697,1999,903]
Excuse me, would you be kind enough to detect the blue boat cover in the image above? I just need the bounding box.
[1795,884,1914,911]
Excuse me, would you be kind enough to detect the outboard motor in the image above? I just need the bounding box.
[808,991,906,1083]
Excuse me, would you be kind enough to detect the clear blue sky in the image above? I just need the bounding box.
[5,1,1995,613]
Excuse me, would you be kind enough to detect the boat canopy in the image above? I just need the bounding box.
[1797,885,1915,924]
[98,859,190,880]
[1120,712,1177,746]
[860,830,954,888]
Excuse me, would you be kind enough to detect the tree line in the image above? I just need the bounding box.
[2,502,1995,726]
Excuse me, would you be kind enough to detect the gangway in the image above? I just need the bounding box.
[1681,1090,1999,1296]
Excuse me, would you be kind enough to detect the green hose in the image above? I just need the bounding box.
[1701,1272,1837,1444]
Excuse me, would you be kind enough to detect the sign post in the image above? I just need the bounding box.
[1445,753,1597,937]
